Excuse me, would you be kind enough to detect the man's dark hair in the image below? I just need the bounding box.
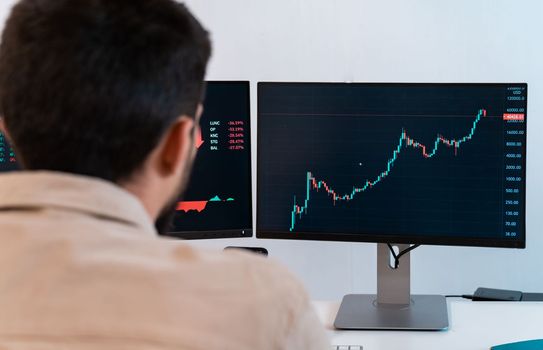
[0,0,211,182]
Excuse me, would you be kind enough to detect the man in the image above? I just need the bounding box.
[0,0,330,349]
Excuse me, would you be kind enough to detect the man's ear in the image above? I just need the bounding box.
[195,103,204,123]
[158,116,195,177]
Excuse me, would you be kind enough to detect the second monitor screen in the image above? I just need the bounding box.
[164,81,253,239]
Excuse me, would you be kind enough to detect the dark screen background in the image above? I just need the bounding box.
[257,83,526,247]
[164,81,253,239]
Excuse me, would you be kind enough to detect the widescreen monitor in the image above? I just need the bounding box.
[257,82,527,330]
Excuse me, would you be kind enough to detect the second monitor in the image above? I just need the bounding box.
[163,81,253,239]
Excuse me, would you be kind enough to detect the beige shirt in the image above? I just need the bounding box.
[0,171,329,350]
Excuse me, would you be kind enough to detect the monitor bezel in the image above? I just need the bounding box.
[166,80,253,240]
[256,82,527,249]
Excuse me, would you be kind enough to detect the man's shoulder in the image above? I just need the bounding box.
[98,237,309,304]
[0,232,315,348]
[100,239,313,343]
[160,241,308,301]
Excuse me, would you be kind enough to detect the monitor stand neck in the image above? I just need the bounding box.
[377,243,411,306]
[334,243,449,331]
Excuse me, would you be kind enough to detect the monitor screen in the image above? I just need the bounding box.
[165,81,253,239]
[257,83,526,248]
[0,81,253,240]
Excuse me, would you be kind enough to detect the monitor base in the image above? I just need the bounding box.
[334,294,449,331]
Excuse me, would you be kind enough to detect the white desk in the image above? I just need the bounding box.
[313,299,543,350]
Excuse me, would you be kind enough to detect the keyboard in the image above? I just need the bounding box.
[331,346,362,350]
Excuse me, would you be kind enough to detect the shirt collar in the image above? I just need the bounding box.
[0,171,157,236]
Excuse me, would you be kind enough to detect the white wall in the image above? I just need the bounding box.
[1,0,542,300]
[184,0,543,300]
